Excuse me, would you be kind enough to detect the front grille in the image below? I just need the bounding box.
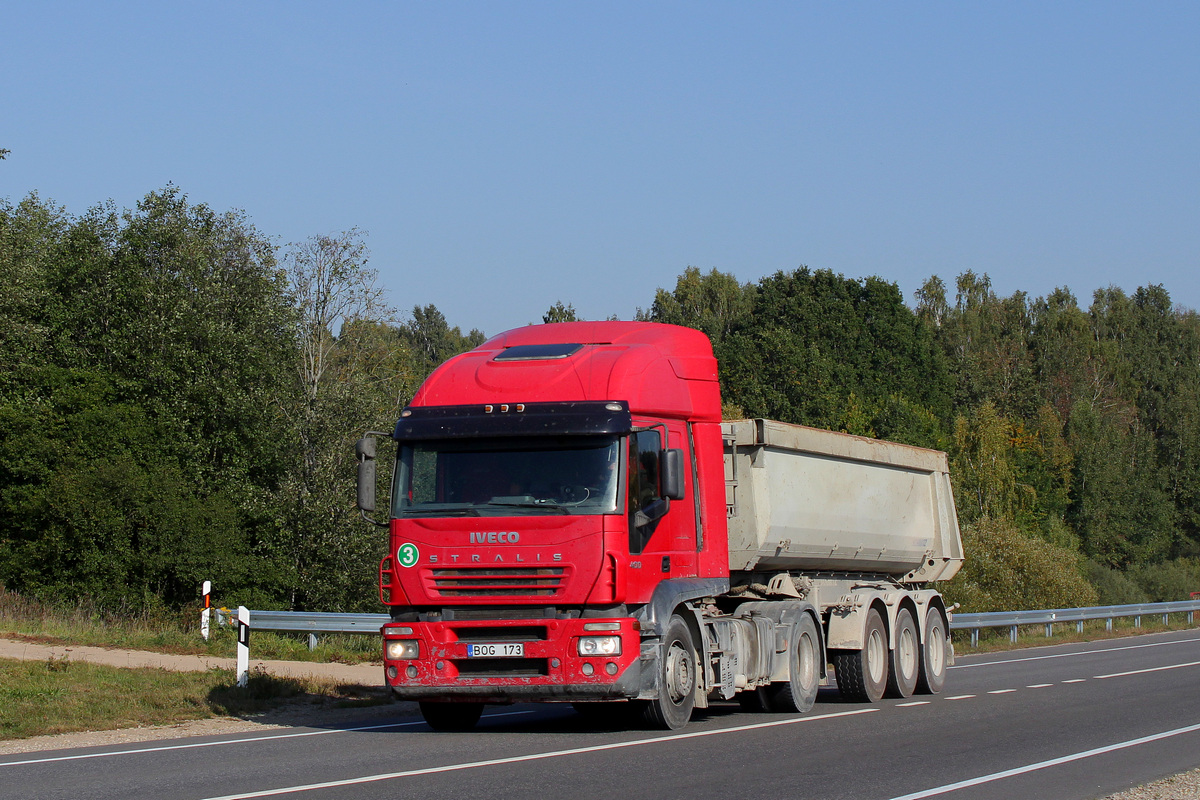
[430,567,566,597]
[452,625,549,642]
[455,658,549,677]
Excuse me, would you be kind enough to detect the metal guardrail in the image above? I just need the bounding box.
[951,600,1200,646]
[218,601,1200,644]
[244,610,391,635]
[209,599,1200,685]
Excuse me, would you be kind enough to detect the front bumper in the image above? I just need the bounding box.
[382,617,643,703]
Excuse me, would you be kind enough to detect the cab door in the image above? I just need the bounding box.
[625,421,698,596]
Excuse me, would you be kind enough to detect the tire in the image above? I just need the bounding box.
[642,614,697,730]
[885,607,919,699]
[768,613,820,713]
[915,607,948,695]
[420,701,484,732]
[833,607,888,703]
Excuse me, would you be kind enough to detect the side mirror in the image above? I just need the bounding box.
[660,448,685,501]
[356,436,377,513]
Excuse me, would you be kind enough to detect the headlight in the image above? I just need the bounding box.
[577,636,622,657]
[386,640,420,660]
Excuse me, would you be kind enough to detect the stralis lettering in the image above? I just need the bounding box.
[429,552,562,563]
[469,531,520,543]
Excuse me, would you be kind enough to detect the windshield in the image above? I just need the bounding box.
[392,436,621,517]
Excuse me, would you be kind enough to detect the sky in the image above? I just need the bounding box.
[2,2,1198,336]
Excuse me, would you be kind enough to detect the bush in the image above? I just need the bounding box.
[944,516,1099,612]
[1085,560,1148,605]
[1127,558,1200,602]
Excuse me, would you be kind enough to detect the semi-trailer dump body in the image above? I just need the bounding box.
[357,321,963,731]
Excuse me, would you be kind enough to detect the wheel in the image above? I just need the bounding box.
[768,613,820,713]
[832,607,888,703]
[886,607,919,698]
[419,701,484,731]
[915,607,948,695]
[642,614,697,730]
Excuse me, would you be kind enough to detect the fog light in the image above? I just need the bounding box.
[582,662,594,676]
[406,665,418,679]
[386,640,419,660]
[606,662,618,675]
[578,636,622,656]
[387,666,398,679]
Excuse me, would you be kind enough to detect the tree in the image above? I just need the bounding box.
[0,187,298,607]
[398,304,485,382]
[279,230,408,610]
[715,268,951,438]
[542,301,577,323]
[641,266,755,345]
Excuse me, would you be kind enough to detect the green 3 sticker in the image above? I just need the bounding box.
[397,543,420,568]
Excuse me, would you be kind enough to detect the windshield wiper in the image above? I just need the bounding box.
[483,500,571,515]
[398,505,480,517]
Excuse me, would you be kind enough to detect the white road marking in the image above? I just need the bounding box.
[987,689,1016,694]
[883,721,1200,800]
[1095,659,1200,680]
[1026,683,1053,688]
[0,710,538,768]
[897,701,930,707]
[944,695,975,700]
[1062,679,1086,683]
[951,634,1200,671]
[192,708,879,800]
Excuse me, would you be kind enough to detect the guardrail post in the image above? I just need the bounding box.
[1190,611,1194,625]
[1045,623,1052,637]
[1106,617,1112,631]
[1010,625,1018,644]
[236,606,250,688]
[308,633,318,651]
[971,629,979,647]
[1077,620,1083,633]
[1134,615,1141,628]
[201,580,212,641]
[1163,613,1169,626]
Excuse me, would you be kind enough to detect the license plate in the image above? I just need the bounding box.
[466,642,525,658]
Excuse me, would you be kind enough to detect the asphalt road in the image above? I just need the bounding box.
[4,629,1200,800]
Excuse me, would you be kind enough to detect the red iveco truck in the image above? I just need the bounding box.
[356,321,964,730]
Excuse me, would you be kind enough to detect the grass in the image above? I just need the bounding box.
[0,656,391,741]
[0,585,381,664]
[951,611,1199,655]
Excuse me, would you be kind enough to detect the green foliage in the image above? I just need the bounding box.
[1084,560,1149,605]
[0,189,296,609]
[542,300,577,323]
[647,267,952,443]
[397,304,485,382]
[944,516,1098,612]
[1127,558,1200,602]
